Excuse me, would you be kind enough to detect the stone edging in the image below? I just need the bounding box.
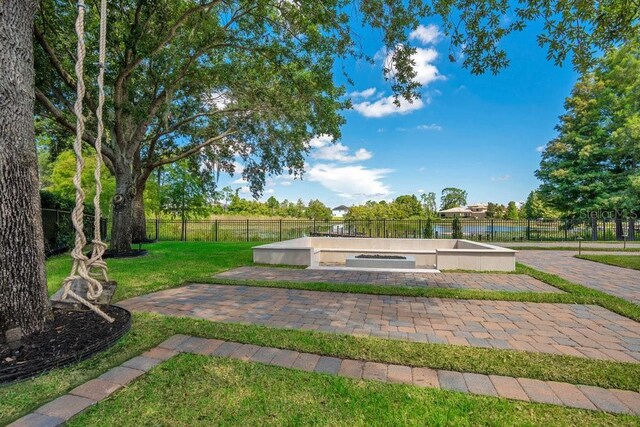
[9,335,640,426]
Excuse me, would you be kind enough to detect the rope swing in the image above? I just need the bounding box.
[58,0,113,322]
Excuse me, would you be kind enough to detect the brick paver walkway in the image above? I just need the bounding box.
[216,266,562,293]
[10,334,639,426]
[517,251,640,304]
[120,285,640,362]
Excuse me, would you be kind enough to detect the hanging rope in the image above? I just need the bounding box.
[87,0,109,281]
[61,0,113,323]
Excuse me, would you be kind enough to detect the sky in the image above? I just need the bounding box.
[219,16,579,209]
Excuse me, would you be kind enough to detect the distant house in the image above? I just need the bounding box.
[332,205,349,218]
[439,203,488,218]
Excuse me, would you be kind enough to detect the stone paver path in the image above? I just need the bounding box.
[517,251,640,305]
[120,285,640,363]
[9,334,639,426]
[216,266,562,293]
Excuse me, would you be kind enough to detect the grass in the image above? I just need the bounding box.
[45,241,255,301]
[3,313,640,425]
[67,354,638,427]
[508,246,640,252]
[576,254,640,271]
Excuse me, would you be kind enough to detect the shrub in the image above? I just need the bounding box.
[423,217,434,238]
[452,216,463,239]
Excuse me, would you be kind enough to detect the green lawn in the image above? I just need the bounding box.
[508,246,640,252]
[2,242,637,425]
[45,241,255,301]
[576,254,640,271]
[67,354,637,427]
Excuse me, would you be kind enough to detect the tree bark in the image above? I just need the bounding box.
[131,182,148,243]
[109,159,135,253]
[0,0,51,336]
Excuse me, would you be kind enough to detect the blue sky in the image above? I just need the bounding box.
[222,18,579,208]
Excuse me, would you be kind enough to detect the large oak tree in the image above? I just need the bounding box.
[34,0,431,251]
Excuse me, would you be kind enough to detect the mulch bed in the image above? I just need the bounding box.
[0,306,131,385]
[355,254,406,260]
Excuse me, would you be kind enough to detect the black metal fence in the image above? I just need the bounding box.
[42,208,108,255]
[144,218,639,243]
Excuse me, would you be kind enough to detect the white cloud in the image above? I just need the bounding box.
[409,24,441,45]
[349,87,377,99]
[536,145,545,152]
[312,144,372,162]
[411,47,443,85]
[417,123,442,131]
[280,181,292,186]
[239,186,251,194]
[265,188,275,194]
[491,175,511,182]
[353,95,425,118]
[308,135,373,163]
[306,163,392,199]
[384,46,443,86]
[309,134,333,149]
[417,189,425,193]
[232,177,248,184]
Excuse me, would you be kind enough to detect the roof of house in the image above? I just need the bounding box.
[332,205,349,211]
[438,206,472,213]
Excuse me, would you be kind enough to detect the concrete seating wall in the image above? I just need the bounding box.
[253,237,516,271]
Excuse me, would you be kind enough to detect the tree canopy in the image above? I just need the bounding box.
[440,187,468,210]
[522,190,559,219]
[420,192,437,217]
[537,42,640,218]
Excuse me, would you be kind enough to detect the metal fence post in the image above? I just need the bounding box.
[155,218,159,241]
[181,218,186,241]
[491,219,494,240]
[215,220,218,241]
[526,219,531,240]
[279,219,282,241]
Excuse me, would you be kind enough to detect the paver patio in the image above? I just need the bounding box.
[10,335,640,426]
[517,251,640,304]
[119,284,640,362]
[216,266,562,293]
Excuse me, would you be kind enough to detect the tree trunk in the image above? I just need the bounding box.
[131,185,148,243]
[109,159,135,253]
[0,0,51,336]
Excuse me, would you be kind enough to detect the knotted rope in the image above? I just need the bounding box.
[88,0,109,281]
[62,0,113,322]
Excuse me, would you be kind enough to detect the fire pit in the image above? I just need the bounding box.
[346,254,416,269]
[355,254,406,260]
